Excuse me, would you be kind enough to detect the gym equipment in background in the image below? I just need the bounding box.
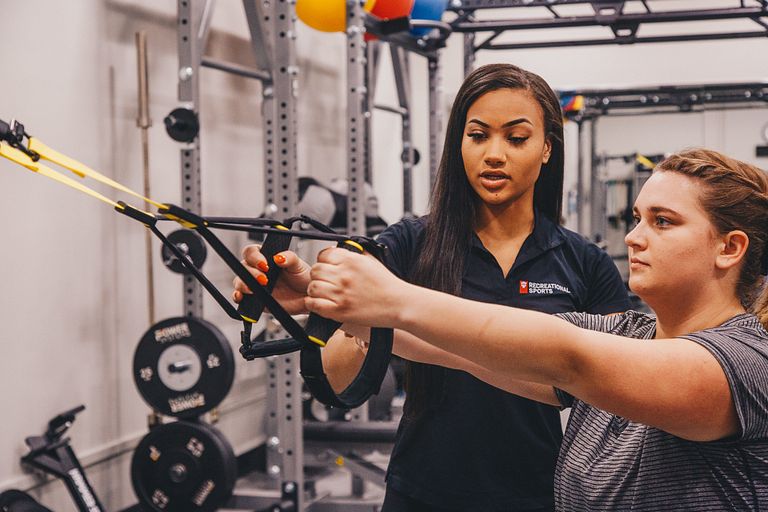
[296,0,377,32]
[133,316,235,419]
[409,0,447,36]
[131,421,237,512]
[369,0,414,21]
[160,229,207,274]
[163,108,199,143]
[279,177,389,238]
[18,406,106,512]
[0,490,54,512]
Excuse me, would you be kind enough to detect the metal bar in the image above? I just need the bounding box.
[452,7,768,32]
[374,104,408,116]
[581,104,768,117]
[347,0,369,238]
[243,0,274,72]
[463,30,476,75]
[428,54,443,193]
[449,0,755,10]
[589,118,605,243]
[484,30,768,50]
[177,0,205,317]
[197,0,216,49]
[364,42,378,185]
[261,1,303,507]
[474,30,503,52]
[201,56,271,81]
[135,32,155,326]
[390,44,414,216]
[347,0,370,423]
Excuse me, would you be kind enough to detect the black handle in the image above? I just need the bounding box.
[239,338,303,359]
[237,229,293,324]
[304,240,365,346]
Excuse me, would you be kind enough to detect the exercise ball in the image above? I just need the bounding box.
[410,0,448,36]
[370,0,414,20]
[297,0,377,33]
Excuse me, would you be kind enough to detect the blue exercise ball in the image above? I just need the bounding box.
[410,0,448,37]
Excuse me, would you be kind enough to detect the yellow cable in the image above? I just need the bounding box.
[28,138,166,209]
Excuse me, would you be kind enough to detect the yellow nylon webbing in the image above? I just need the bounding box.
[1,143,122,208]
[29,138,166,209]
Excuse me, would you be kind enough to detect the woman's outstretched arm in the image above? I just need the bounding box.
[307,249,738,442]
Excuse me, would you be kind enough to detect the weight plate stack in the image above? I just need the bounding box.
[131,420,237,512]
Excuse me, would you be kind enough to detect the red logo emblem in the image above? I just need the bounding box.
[519,280,528,294]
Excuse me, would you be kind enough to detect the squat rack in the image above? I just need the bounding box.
[166,1,452,510]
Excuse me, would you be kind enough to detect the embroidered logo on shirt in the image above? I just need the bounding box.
[519,280,571,295]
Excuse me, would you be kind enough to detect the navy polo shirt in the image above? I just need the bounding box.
[376,213,631,511]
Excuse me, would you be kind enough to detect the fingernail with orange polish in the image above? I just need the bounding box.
[257,274,269,286]
[257,261,269,272]
[273,254,286,265]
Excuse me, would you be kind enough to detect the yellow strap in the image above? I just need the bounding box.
[635,154,656,171]
[0,142,39,171]
[344,240,364,253]
[29,138,166,209]
[307,335,328,348]
[163,213,203,230]
[240,314,258,324]
[1,143,121,208]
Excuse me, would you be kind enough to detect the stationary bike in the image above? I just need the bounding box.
[1,405,105,512]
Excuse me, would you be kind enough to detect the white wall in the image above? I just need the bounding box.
[0,2,766,510]
[0,2,352,510]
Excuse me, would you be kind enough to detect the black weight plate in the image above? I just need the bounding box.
[161,229,207,274]
[134,317,234,419]
[131,421,237,512]
[164,107,200,143]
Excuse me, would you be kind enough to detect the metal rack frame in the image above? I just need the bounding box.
[448,0,768,51]
[564,81,768,240]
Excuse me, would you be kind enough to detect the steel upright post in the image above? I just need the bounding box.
[176,0,205,318]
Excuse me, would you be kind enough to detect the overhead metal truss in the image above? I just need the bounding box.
[448,0,768,51]
[560,81,768,119]
[562,80,768,243]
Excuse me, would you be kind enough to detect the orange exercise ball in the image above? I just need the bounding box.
[297,0,377,33]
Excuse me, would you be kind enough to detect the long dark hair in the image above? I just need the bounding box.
[403,63,565,418]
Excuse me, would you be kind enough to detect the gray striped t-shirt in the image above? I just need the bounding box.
[554,310,768,511]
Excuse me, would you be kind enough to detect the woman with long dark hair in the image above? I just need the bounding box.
[234,63,630,511]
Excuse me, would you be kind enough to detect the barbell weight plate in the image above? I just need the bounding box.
[133,317,234,419]
[164,107,200,143]
[131,420,237,512]
[157,344,202,392]
[161,229,207,275]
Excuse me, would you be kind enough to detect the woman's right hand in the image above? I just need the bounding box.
[232,245,312,315]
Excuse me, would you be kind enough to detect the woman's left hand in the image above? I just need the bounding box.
[305,248,409,327]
